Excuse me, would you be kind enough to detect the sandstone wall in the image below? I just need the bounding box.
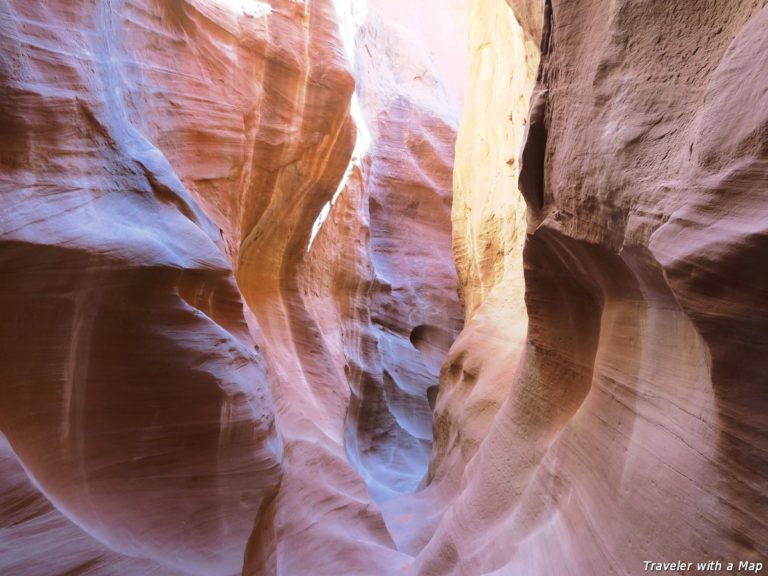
[0,0,465,573]
[414,1,768,574]
[3,0,761,574]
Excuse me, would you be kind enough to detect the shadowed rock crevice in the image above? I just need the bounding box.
[410,325,455,375]
[518,88,548,214]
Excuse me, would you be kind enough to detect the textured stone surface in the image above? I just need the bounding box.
[0,0,355,573]
[0,434,185,575]
[413,0,768,574]
[283,5,468,568]
[0,0,465,573]
[435,0,541,484]
[241,0,467,571]
[0,2,292,573]
[342,0,466,502]
[4,0,766,574]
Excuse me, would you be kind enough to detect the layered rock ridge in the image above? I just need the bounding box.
[333,0,467,503]
[4,0,763,574]
[413,0,768,574]
[0,1,289,573]
[0,0,466,574]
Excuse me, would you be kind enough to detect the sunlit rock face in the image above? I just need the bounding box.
[0,0,354,573]
[0,0,465,573]
[377,0,541,557]
[452,0,541,319]
[432,0,541,496]
[337,0,467,502]
[414,0,768,575]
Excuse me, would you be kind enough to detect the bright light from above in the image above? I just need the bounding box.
[332,0,368,64]
[308,0,371,252]
[216,0,273,17]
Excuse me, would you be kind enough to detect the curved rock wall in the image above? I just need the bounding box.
[0,433,187,575]
[0,0,465,573]
[3,0,765,574]
[0,1,291,573]
[414,0,768,574]
[0,0,369,573]
[431,0,541,488]
[342,0,466,502]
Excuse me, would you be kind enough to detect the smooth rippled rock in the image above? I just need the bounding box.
[414,1,768,574]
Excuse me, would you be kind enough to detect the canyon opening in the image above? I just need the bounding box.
[0,1,766,575]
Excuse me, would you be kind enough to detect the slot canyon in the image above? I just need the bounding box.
[0,0,766,574]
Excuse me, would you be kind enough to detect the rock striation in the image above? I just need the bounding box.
[0,0,465,574]
[0,433,186,575]
[413,0,768,574]
[337,0,467,503]
[2,0,767,574]
[0,1,294,573]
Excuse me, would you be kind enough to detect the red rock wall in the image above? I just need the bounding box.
[4,0,762,574]
[0,0,465,573]
[239,0,468,570]
[413,0,768,574]
[0,0,363,573]
[340,0,466,502]
[0,433,188,574]
[0,2,297,573]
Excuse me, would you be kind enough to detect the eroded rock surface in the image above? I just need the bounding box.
[0,0,464,573]
[0,434,186,575]
[340,0,466,502]
[3,0,765,574]
[0,2,294,573]
[413,1,768,574]
[0,0,364,573]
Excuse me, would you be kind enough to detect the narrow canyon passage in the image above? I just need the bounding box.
[0,1,766,575]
